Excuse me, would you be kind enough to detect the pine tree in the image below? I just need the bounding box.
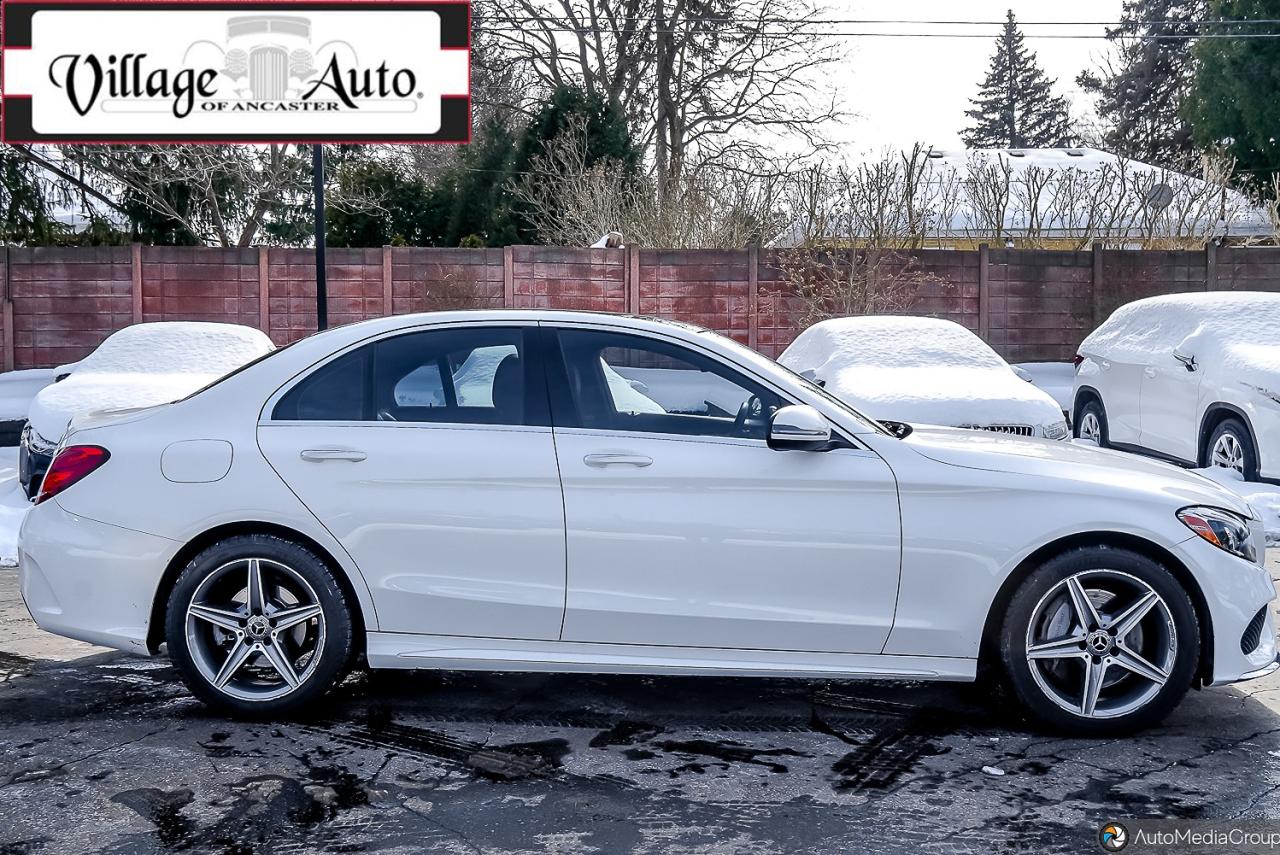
[1185,0,1280,199]
[1078,0,1205,169]
[962,10,1073,149]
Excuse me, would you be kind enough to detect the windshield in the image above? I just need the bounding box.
[697,329,893,437]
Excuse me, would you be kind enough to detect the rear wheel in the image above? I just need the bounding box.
[1073,398,1108,447]
[165,534,354,717]
[1000,547,1199,735]
[1204,416,1259,481]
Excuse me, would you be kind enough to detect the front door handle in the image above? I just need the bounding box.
[300,448,367,463]
[1144,367,1157,379]
[583,453,653,468]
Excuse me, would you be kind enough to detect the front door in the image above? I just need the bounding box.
[546,325,902,654]
[1140,351,1203,462]
[258,324,567,640]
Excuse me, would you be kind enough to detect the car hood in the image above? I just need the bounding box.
[900,426,1255,518]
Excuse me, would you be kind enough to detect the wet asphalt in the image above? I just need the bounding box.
[2,559,1280,855]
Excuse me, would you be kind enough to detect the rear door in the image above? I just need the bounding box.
[258,323,567,640]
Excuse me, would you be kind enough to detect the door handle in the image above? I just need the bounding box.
[1144,367,1157,379]
[300,448,367,463]
[583,453,653,468]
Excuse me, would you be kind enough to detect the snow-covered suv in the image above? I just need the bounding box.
[1073,292,1280,483]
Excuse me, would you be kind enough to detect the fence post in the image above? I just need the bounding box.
[258,247,270,335]
[503,246,515,307]
[382,245,393,316]
[977,243,990,340]
[1206,241,1218,291]
[627,245,640,314]
[1092,241,1104,329]
[747,244,759,350]
[131,243,143,324]
[2,245,12,372]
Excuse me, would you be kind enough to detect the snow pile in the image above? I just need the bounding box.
[0,447,29,566]
[27,322,274,442]
[1083,292,1280,396]
[0,369,58,422]
[1014,362,1075,412]
[780,316,1065,429]
[1195,467,1280,546]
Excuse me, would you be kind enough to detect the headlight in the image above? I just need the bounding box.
[1177,506,1257,563]
[1043,420,1069,441]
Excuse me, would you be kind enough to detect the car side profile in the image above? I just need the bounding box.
[18,310,1278,734]
[1073,292,1280,483]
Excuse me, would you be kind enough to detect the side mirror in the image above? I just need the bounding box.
[1173,349,1197,372]
[767,405,832,451]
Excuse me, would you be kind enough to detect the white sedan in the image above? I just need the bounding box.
[779,316,1069,440]
[18,310,1276,734]
[20,322,275,497]
[1074,292,1280,483]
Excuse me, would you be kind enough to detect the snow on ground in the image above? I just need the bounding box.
[0,368,57,422]
[1014,362,1074,413]
[1196,467,1280,546]
[28,322,274,441]
[0,447,29,567]
[780,316,1064,430]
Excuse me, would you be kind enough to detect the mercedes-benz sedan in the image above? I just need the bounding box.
[18,311,1278,734]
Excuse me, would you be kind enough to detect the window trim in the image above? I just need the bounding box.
[263,322,550,428]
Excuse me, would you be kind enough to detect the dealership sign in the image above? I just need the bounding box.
[0,0,471,142]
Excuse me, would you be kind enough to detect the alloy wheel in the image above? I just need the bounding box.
[1078,412,1102,445]
[1024,570,1176,719]
[185,557,326,702]
[1211,432,1245,473]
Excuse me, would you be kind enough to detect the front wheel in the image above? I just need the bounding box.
[165,534,355,717]
[1073,398,1108,447]
[999,547,1199,735]
[1204,416,1259,482]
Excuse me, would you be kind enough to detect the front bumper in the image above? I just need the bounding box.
[19,498,178,653]
[1174,532,1278,686]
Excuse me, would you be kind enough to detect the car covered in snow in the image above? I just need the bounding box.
[20,322,275,497]
[1073,292,1280,483]
[778,316,1068,440]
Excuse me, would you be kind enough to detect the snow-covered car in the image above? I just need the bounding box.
[779,316,1069,439]
[19,322,275,497]
[1073,292,1280,483]
[17,310,1276,733]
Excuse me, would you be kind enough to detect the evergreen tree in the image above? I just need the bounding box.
[1078,0,1205,169]
[1185,0,1280,198]
[962,11,1074,149]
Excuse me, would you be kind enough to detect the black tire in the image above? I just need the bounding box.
[165,533,355,718]
[1203,416,1260,482]
[999,547,1199,736]
[1072,397,1109,447]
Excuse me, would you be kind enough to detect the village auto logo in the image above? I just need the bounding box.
[1,0,471,143]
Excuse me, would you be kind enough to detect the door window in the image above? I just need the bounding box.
[551,329,783,438]
[273,327,542,426]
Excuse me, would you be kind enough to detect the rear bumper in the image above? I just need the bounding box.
[18,498,178,653]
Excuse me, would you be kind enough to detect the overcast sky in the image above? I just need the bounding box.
[823,0,1124,154]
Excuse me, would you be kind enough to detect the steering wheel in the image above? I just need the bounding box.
[733,395,766,435]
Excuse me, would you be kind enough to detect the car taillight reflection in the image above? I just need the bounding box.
[36,445,111,505]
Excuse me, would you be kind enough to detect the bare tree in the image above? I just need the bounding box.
[475,0,842,183]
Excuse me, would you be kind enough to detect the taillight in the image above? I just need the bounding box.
[36,445,110,505]
[1072,353,1085,368]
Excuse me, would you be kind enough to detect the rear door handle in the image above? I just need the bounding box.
[583,453,653,468]
[300,448,367,463]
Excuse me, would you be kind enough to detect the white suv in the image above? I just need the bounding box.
[1073,292,1280,482]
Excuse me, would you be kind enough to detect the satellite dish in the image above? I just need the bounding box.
[1146,183,1175,212]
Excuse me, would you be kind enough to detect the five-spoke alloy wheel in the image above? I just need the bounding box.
[166,534,354,717]
[1001,547,1199,735]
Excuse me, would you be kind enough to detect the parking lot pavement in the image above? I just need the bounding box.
[2,560,1280,855]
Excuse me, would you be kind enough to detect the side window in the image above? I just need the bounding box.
[274,327,540,426]
[273,347,368,421]
[553,329,783,439]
